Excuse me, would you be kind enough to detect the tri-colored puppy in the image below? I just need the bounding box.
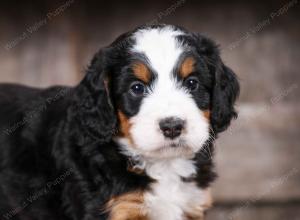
[0,24,239,220]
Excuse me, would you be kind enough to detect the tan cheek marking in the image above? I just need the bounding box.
[184,188,213,220]
[203,110,211,121]
[106,191,148,220]
[132,62,151,83]
[118,111,131,137]
[117,111,134,144]
[180,57,196,78]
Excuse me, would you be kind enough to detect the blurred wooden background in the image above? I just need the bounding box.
[0,0,299,219]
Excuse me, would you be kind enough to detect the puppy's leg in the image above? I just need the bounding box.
[106,191,148,220]
[185,188,213,220]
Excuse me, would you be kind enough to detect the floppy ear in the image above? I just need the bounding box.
[211,59,240,133]
[193,34,240,134]
[74,49,117,144]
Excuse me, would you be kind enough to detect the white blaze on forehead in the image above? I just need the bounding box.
[132,26,185,76]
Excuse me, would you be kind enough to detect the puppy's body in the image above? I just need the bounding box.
[0,84,212,220]
[0,24,239,220]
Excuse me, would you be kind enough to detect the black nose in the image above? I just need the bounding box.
[159,117,185,139]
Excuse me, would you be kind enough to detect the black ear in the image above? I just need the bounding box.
[74,49,117,144]
[192,34,240,134]
[211,60,240,133]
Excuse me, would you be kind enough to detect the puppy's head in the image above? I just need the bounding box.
[77,24,239,159]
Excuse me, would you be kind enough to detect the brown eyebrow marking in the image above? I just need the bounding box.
[132,62,151,83]
[180,57,196,78]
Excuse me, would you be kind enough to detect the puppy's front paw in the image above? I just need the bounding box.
[105,191,148,220]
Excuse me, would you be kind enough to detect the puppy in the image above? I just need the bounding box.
[0,24,239,220]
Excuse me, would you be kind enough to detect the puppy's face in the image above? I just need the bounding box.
[83,25,239,159]
[113,29,212,159]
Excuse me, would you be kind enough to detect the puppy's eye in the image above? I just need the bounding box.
[130,82,145,96]
[184,77,199,91]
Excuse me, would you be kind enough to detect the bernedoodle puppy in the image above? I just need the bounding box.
[0,24,239,220]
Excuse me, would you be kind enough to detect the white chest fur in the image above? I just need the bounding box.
[144,159,210,220]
